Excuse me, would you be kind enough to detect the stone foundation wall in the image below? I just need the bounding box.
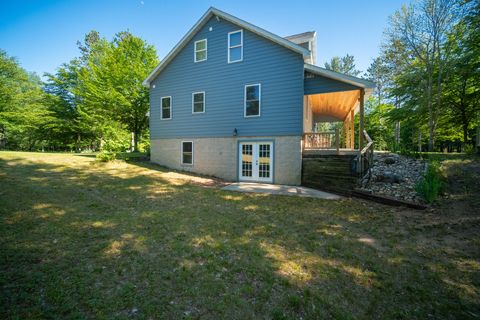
[150,136,302,185]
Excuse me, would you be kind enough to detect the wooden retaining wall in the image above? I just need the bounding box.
[301,153,359,194]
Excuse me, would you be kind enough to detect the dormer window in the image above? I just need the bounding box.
[228,30,243,63]
[194,39,207,62]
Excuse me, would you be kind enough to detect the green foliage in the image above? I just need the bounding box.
[75,31,158,152]
[375,0,478,153]
[416,161,443,203]
[0,50,53,150]
[95,151,116,162]
[101,122,131,152]
[1,30,158,152]
[364,98,395,150]
[324,54,361,76]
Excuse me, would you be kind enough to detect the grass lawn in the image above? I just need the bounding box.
[1,151,479,319]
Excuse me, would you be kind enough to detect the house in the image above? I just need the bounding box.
[143,7,375,189]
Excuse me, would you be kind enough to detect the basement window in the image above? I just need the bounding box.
[181,141,193,165]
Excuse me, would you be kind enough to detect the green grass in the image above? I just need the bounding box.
[0,151,479,319]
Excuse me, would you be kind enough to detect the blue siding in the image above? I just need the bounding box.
[149,17,305,139]
[304,74,359,95]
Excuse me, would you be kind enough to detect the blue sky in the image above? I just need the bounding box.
[0,0,406,78]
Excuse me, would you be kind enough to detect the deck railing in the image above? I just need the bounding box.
[356,130,374,182]
[303,128,340,151]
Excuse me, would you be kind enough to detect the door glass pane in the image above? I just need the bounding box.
[241,144,252,177]
[258,144,270,178]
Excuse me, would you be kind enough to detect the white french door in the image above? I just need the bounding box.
[239,142,273,183]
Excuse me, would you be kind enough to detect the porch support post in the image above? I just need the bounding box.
[335,126,340,155]
[358,89,365,173]
[359,89,365,151]
[343,118,348,149]
[350,109,355,150]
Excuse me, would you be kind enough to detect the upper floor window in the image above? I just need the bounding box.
[244,84,261,117]
[228,30,243,63]
[194,39,207,62]
[192,91,205,113]
[161,96,172,120]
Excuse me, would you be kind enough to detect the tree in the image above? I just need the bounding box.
[44,59,97,151]
[0,50,52,150]
[75,31,158,151]
[385,0,464,151]
[324,54,361,76]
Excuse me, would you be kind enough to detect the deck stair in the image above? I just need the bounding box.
[301,153,359,194]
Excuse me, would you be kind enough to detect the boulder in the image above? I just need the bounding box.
[376,171,403,183]
[384,157,396,165]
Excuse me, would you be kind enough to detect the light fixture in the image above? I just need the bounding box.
[233,128,238,136]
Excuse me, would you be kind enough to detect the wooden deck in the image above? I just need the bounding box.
[301,143,373,194]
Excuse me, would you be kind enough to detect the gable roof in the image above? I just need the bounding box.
[143,7,311,87]
[304,63,375,90]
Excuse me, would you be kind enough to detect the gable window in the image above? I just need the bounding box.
[161,96,172,120]
[228,30,243,63]
[194,39,207,62]
[244,84,261,117]
[181,141,193,165]
[192,92,205,113]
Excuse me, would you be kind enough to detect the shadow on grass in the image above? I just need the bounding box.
[0,154,478,319]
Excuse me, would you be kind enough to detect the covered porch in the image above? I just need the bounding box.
[301,64,375,192]
[302,64,375,156]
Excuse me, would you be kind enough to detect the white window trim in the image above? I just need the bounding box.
[192,91,205,114]
[244,83,261,118]
[194,39,207,63]
[160,96,172,120]
[228,30,243,63]
[181,141,194,165]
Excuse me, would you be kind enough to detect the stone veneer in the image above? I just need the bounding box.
[150,136,302,185]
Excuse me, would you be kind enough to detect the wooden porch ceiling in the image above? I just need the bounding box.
[308,90,360,121]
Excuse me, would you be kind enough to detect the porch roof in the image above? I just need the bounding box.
[304,63,375,89]
[304,64,375,121]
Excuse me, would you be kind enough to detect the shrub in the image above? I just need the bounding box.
[415,161,443,203]
[96,152,116,162]
[464,143,474,155]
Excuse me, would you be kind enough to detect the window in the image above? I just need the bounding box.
[194,39,207,62]
[181,141,193,165]
[161,96,172,120]
[228,30,243,63]
[192,92,205,113]
[244,84,261,117]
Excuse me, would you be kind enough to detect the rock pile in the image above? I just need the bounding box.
[360,152,427,204]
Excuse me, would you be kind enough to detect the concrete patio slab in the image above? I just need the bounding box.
[221,182,342,199]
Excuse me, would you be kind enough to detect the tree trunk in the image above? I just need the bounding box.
[134,131,139,152]
[418,131,422,153]
[76,133,81,153]
[476,125,480,154]
[427,70,435,152]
